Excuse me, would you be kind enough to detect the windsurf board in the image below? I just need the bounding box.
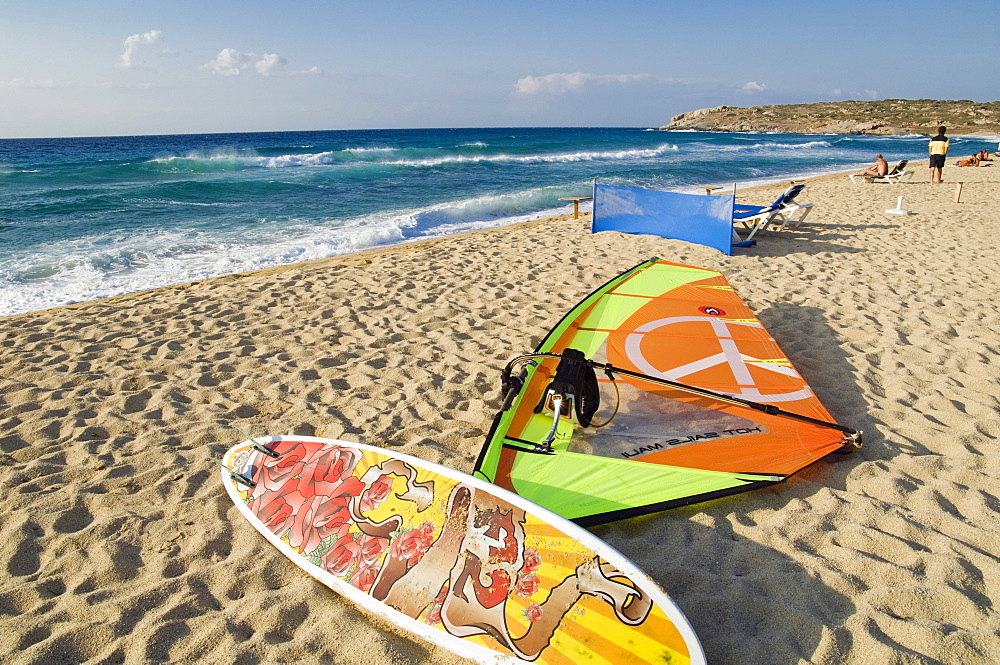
[220,435,705,664]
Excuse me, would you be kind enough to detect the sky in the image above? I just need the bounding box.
[2,0,999,138]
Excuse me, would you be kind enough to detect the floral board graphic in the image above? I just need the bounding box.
[224,438,695,664]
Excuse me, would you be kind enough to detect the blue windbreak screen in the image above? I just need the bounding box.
[591,183,735,255]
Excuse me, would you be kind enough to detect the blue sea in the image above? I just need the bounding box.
[0,127,984,317]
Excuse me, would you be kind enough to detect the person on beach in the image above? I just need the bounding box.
[854,154,889,179]
[954,155,980,167]
[977,149,992,161]
[928,126,948,183]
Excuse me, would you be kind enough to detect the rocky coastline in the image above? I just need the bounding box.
[661,99,1000,135]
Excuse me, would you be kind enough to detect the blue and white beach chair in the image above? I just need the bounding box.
[732,184,811,240]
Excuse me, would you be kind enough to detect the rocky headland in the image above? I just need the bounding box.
[661,99,1000,135]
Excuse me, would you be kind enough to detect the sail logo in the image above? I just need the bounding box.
[623,315,813,403]
[620,425,765,459]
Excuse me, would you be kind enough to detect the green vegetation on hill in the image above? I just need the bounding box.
[661,99,1000,135]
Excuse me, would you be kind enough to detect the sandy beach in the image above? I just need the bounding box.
[1,159,998,664]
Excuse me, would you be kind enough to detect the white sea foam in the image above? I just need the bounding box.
[245,152,340,167]
[145,143,681,171]
[341,147,399,154]
[0,226,400,316]
[0,187,578,317]
[731,140,832,151]
[151,150,243,165]
[382,144,679,168]
[150,149,356,169]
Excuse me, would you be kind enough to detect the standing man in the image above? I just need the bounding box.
[928,126,948,184]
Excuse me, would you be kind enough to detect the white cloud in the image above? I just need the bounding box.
[255,53,287,77]
[202,48,254,76]
[515,72,590,95]
[513,72,647,96]
[120,30,162,69]
[202,49,296,77]
[741,81,767,92]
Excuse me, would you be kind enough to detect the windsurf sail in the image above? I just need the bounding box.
[473,258,860,526]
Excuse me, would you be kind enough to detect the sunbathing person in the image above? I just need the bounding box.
[954,155,980,167]
[977,150,992,161]
[854,154,889,178]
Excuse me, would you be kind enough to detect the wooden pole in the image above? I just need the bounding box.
[954,182,964,203]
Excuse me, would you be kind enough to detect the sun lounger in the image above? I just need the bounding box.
[849,160,913,185]
[732,184,808,240]
[768,201,814,231]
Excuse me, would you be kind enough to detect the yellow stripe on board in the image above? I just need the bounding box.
[545,618,646,665]
[522,521,573,539]
[528,572,570,595]
[532,565,587,596]
[358,447,385,469]
[572,596,690,662]
[535,643,581,665]
[489,608,619,665]
[554,609,690,665]
[641,607,692,657]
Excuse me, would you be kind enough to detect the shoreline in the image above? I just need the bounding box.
[1,158,938,321]
[1,157,998,663]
